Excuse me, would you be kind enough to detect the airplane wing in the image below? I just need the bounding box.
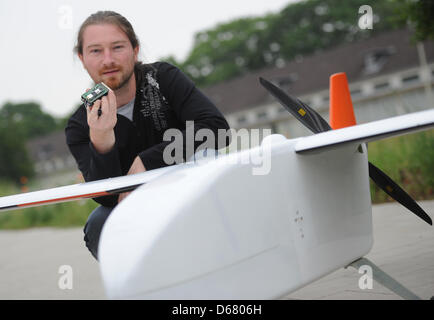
[294,108,434,154]
[0,164,183,212]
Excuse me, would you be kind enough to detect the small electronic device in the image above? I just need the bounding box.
[81,82,111,108]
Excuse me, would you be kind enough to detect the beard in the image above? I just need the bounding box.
[100,62,135,91]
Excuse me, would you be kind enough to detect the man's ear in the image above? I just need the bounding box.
[78,53,88,72]
[134,46,139,62]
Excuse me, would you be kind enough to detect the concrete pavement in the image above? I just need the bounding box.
[0,200,433,300]
[283,200,434,300]
[0,227,105,299]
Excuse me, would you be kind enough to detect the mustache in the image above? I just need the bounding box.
[100,66,122,74]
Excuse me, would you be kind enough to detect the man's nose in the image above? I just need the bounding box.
[102,48,115,66]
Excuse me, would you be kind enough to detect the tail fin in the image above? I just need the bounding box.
[329,72,357,129]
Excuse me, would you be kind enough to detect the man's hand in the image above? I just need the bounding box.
[87,89,118,154]
[118,156,146,203]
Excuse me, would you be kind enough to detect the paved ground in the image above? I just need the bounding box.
[0,227,105,299]
[0,200,433,300]
[284,200,434,300]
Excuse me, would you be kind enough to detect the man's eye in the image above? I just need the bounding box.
[114,45,124,50]
[91,49,101,54]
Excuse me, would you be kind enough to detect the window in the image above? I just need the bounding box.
[402,74,419,85]
[350,89,362,97]
[237,116,247,124]
[257,112,267,119]
[374,82,389,91]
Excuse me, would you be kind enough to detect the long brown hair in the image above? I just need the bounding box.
[74,11,140,56]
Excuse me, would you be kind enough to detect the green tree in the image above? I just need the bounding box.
[176,0,407,87]
[181,15,276,86]
[262,0,405,64]
[0,119,34,183]
[0,102,58,140]
[0,101,59,183]
[401,0,434,41]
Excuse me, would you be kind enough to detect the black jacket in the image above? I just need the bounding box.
[65,62,230,207]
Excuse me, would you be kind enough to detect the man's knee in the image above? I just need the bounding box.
[83,205,113,259]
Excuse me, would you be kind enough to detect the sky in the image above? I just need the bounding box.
[0,0,297,118]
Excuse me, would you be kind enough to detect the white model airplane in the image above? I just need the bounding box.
[0,74,433,300]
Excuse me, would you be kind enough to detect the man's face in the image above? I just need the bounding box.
[79,23,138,90]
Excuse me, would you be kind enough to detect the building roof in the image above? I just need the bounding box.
[202,29,434,115]
[26,130,70,162]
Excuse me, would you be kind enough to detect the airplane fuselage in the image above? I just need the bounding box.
[98,135,373,299]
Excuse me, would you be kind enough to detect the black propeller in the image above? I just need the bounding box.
[259,77,432,226]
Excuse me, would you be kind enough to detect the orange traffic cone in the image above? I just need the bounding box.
[329,72,357,129]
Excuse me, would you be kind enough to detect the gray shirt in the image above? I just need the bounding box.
[117,97,135,121]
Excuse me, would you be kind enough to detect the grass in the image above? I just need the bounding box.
[0,200,98,229]
[0,130,432,229]
[368,129,434,203]
[0,180,98,230]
